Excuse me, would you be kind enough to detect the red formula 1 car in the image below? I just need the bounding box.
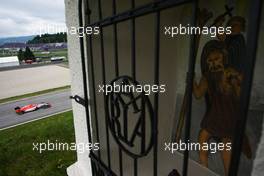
[14,102,51,114]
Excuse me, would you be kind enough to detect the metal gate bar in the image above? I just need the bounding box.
[112,0,119,78]
[182,1,198,176]
[131,0,136,80]
[90,152,117,176]
[98,0,112,169]
[77,0,94,175]
[228,0,263,175]
[111,1,123,175]
[83,0,102,160]
[89,0,191,27]
[130,1,138,175]
[153,4,160,176]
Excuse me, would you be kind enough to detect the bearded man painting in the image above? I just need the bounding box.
[193,40,251,175]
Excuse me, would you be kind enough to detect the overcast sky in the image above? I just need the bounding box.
[0,0,66,38]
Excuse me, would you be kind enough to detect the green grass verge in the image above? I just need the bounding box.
[0,111,76,176]
[0,85,71,104]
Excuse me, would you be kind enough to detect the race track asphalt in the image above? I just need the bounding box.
[0,90,72,129]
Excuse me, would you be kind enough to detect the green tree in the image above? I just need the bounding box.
[27,32,67,44]
[17,49,24,61]
[24,47,35,61]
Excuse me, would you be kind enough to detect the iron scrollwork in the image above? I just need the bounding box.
[106,76,154,158]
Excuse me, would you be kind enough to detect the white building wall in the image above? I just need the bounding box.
[65,0,92,175]
[0,61,19,68]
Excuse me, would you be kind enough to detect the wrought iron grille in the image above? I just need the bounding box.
[73,0,263,175]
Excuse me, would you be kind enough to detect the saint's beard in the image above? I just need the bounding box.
[207,71,223,92]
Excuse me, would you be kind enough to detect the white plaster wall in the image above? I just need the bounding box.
[64,0,92,175]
